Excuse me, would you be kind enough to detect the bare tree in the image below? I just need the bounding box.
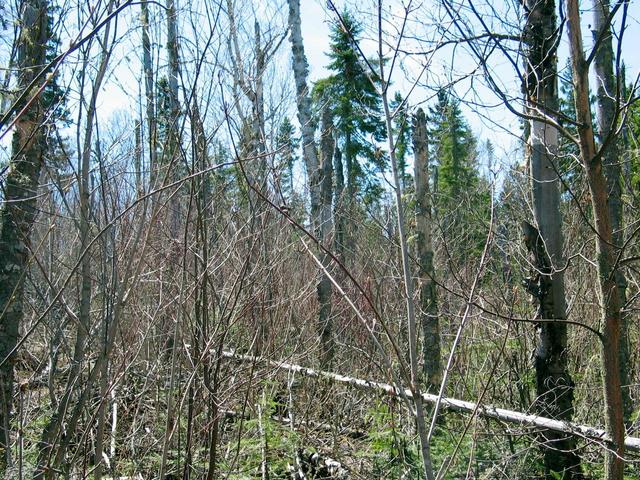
[413,108,441,392]
[140,0,157,192]
[287,0,334,367]
[33,3,116,476]
[592,0,632,424]
[567,1,626,477]
[377,3,435,477]
[521,0,580,476]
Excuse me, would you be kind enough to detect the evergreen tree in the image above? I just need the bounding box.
[313,10,385,200]
[558,59,582,193]
[623,75,640,196]
[390,91,412,190]
[429,89,477,201]
[429,89,490,257]
[275,117,298,200]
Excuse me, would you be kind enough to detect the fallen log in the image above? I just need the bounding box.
[222,350,640,452]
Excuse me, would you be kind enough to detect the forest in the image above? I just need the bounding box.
[1,0,640,478]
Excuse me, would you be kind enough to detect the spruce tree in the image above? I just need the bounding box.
[311,10,385,258]
[429,89,477,201]
[275,117,298,201]
[429,89,489,256]
[558,59,584,194]
[314,10,385,200]
[390,91,412,190]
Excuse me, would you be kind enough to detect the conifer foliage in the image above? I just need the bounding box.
[0,1,639,479]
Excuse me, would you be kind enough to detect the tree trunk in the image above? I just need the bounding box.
[333,144,345,260]
[521,0,580,477]
[165,0,182,241]
[94,137,117,480]
[567,2,625,478]
[222,349,640,451]
[286,0,319,212]
[343,130,355,260]
[412,108,441,392]
[592,0,632,425]
[134,119,143,194]
[318,106,335,367]
[0,0,49,471]
[140,0,157,191]
[158,3,185,477]
[287,0,334,367]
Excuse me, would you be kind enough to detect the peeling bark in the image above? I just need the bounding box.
[287,0,334,367]
[521,0,580,476]
[286,0,319,214]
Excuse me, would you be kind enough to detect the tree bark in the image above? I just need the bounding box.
[591,0,631,424]
[413,108,441,392]
[134,119,143,194]
[165,0,182,241]
[318,106,335,367]
[521,0,580,477]
[333,144,345,261]
[0,0,49,471]
[567,2,625,478]
[287,0,334,367]
[287,0,319,212]
[140,0,157,191]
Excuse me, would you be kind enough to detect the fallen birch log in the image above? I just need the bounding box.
[222,350,640,452]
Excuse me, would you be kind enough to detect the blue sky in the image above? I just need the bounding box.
[299,0,640,165]
[1,0,638,176]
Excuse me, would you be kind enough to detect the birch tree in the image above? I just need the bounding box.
[521,0,580,476]
[287,0,334,367]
